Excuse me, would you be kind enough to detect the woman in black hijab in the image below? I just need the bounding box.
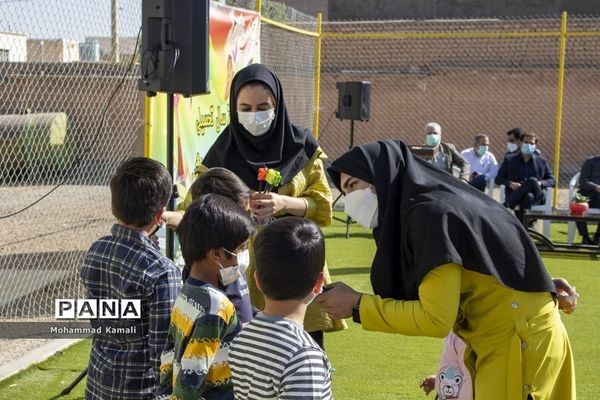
[201,64,346,346]
[317,139,576,399]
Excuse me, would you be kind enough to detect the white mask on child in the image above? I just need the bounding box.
[236,249,250,275]
[219,248,250,285]
[219,264,242,286]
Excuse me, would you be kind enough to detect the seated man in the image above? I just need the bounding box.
[460,133,498,192]
[504,127,523,158]
[424,122,470,182]
[576,155,600,244]
[495,132,555,224]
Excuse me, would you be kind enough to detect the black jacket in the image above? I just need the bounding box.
[495,153,555,198]
[579,156,600,197]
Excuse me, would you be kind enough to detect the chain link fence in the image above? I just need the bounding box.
[318,15,600,197]
[0,0,143,322]
[0,0,317,327]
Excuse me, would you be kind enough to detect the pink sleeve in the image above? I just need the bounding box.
[435,332,472,400]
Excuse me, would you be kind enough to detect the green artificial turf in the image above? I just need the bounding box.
[0,213,597,399]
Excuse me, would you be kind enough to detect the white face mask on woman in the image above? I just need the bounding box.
[237,109,276,137]
[344,186,379,229]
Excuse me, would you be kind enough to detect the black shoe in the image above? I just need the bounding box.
[581,235,593,245]
[593,233,600,246]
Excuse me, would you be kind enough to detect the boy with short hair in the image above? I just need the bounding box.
[81,157,182,400]
[228,217,333,399]
[157,194,255,399]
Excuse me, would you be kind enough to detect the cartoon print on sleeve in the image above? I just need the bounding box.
[435,367,463,399]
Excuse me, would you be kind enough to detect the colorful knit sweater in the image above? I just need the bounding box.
[156,277,240,400]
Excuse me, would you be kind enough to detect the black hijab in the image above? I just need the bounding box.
[327,139,555,300]
[203,64,319,191]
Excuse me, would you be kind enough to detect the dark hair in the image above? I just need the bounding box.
[190,167,251,207]
[177,194,255,265]
[254,217,324,300]
[110,157,172,227]
[238,80,275,99]
[520,132,538,144]
[506,127,523,140]
[473,133,488,144]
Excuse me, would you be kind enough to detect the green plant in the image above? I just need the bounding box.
[572,193,590,203]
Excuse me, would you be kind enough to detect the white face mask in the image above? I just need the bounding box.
[236,249,250,275]
[219,264,241,286]
[506,142,518,153]
[219,248,250,285]
[344,186,379,229]
[237,108,275,137]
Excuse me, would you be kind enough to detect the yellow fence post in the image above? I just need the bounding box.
[144,96,152,157]
[313,13,323,138]
[255,0,261,14]
[553,11,568,209]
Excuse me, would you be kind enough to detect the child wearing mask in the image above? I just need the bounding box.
[156,194,255,400]
[162,167,255,324]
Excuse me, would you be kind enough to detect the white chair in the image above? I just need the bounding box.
[567,172,600,243]
[494,181,551,236]
[530,187,553,237]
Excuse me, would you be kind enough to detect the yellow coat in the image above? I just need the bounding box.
[359,263,575,399]
[188,147,346,333]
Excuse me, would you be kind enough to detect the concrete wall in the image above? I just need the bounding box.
[328,0,600,20]
[280,0,328,19]
[27,39,80,63]
[0,32,27,62]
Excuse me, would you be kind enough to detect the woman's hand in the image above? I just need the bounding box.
[251,192,287,219]
[315,282,362,320]
[161,211,183,231]
[553,277,579,314]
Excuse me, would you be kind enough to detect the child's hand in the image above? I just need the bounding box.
[420,375,436,395]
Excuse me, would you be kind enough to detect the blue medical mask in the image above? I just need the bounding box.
[521,143,536,156]
[477,145,488,156]
[426,134,441,147]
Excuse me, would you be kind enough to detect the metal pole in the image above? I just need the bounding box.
[111,0,120,63]
[345,119,356,238]
[166,93,175,260]
[144,96,152,157]
[553,11,568,209]
[313,13,323,138]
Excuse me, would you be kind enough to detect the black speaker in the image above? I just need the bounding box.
[139,0,209,96]
[335,81,371,121]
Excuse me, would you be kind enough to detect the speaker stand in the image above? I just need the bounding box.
[332,119,356,239]
[166,93,175,260]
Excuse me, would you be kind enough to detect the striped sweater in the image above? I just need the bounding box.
[228,313,333,399]
[157,277,240,400]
